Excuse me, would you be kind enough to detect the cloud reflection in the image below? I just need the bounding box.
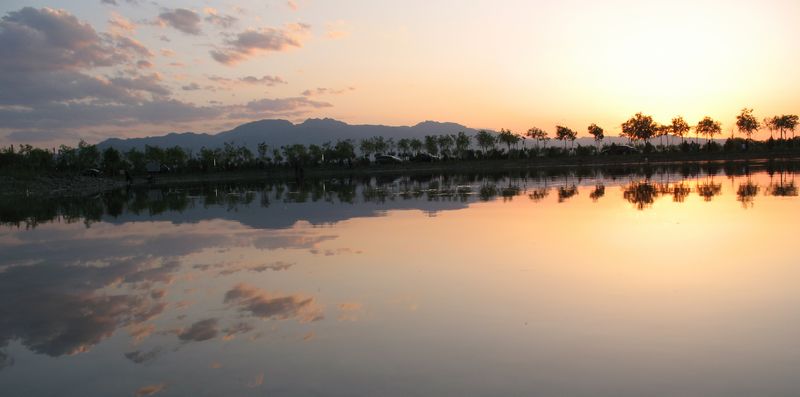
[224,283,324,323]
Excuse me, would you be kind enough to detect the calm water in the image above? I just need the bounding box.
[1,163,800,396]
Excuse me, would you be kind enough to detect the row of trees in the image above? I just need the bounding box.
[2,110,799,176]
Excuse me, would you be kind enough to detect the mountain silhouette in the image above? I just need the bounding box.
[98,118,721,152]
[98,118,489,152]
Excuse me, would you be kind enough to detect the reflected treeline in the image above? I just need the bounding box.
[3,161,800,227]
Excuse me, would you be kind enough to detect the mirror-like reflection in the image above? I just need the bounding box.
[1,161,800,396]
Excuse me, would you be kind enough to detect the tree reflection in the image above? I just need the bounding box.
[557,185,578,203]
[767,170,798,197]
[589,185,605,202]
[736,181,760,208]
[622,181,658,210]
[528,187,550,202]
[696,178,722,202]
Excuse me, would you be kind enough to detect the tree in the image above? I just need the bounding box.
[555,125,576,149]
[409,138,423,155]
[696,116,721,145]
[437,134,454,158]
[334,139,356,164]
[101,147,123,176]
[656,124,670,146]
[497,128,520,154]
[764,116,779,139]
[736,108,760,140]
[671,116,691,144]
[397,138,411,159]
[164,146,188,170]
[587,124,604,148]
[77,140,100,170]
[777,114,799,139]
[476,130,496,154]
[424,135,439,156]
[526,127,547,150]
[454,131,471,159]
[621,113,657,144]
[359,138,376,159]
[257,142,269,162]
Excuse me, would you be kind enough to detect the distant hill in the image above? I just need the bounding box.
[98,118,491,152]
[97,118,719,152]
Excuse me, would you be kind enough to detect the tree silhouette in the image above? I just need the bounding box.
[526,127,548,152]
[454,132,471,159]
[555,125,577,149]
[497,129,520,154]
[437,134,454,158]
[409,138,423,155]
[736,108,760,141]
[588,124,604,149]
[764,116,779,140]
[621,113,657,144]
[476,130,496,154]
[671,116,690,144]
[424,135,439,156]
[696,117,721,147]
[777,115,799,139]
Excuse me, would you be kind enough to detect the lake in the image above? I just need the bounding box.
[1,162,799,396]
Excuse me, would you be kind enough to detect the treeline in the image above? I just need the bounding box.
[1,110,798,176]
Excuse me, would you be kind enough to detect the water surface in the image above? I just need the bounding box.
[1,164,799,396]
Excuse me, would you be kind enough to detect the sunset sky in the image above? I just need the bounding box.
[1,0,798,146]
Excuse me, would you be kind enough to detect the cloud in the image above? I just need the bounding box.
[0,349,14,371]
[0,99,224,133]
[101,0,139,6]
[157,8,201,35]
[301,87,355,97]
[210,23,311,65]
[251,233,336,250]
[181,82,201,91]
[239,75,287,86]
[325,20,351,40]
[135,383,166,396]
[177,318,219,342]
[230,97,331,119]
[222,321,254,340]
[337,302,363,322]
[203,8,237,29]
[216,261,294,276]
[224,283,324,323]
[125,346,163,364]
[108,12,135,34]
[0,7,141,72]
[207,75,288,90]
[110,73,171,97]
[114,35,153,58]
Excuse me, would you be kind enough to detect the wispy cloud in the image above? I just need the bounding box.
[210,23,311,65]
[157,8,201,35]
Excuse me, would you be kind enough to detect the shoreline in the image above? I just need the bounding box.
[3,152,799,198]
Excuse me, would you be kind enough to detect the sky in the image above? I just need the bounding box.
[0,0,798,147]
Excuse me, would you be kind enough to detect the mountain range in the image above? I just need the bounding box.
[98,118,710,152]
[99,119,488,152]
